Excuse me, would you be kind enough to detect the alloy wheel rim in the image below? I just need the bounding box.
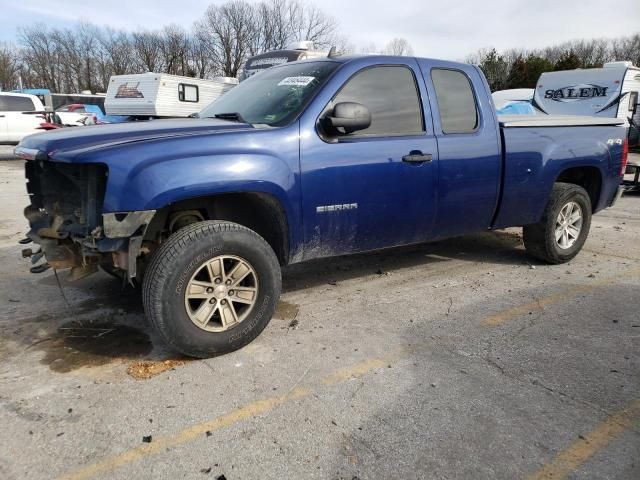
[555,201,583,250]
[184,255,259,332]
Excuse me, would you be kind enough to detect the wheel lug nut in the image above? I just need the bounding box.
[214,278,222,284]
[221,299,227,305]
[206,287,214,293]
[225,280,232,285]
[228,290,234,296]
[209,298,216,304]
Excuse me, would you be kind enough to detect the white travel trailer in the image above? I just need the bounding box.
[104,73,238,117]
[533,61,640,126]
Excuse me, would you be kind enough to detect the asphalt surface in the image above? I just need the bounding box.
[1,158,639,480]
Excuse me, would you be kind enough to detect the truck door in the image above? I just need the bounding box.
[419,62,502,237]
[299,59,438,259]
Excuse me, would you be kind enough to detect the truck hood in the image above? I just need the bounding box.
[17,118,253,160]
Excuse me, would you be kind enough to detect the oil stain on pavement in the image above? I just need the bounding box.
[35,319,153,373]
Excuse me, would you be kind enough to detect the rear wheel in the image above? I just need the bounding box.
[523,183,592,264]
[142,221,281,358]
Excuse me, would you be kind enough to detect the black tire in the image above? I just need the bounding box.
[523,183,592,264]
[142,221,281,358]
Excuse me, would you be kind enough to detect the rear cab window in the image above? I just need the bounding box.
[0,95,36,112]
[431,69,479,134]
[327,65,424,137]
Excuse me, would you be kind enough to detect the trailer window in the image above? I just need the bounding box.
[431,69,478,134]
[179,83,199,103]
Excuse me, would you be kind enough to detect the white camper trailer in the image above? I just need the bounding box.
[104,73,238,117]
[533,61,640,126]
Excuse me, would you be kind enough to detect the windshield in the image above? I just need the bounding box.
[200,61,339,126]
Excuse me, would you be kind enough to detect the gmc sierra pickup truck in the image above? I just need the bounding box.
[16,55,629,358]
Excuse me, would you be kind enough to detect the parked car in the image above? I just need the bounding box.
[0,92,46,143]
[55,103,93,126]
[82,104,132,124]
[16,55,628,358]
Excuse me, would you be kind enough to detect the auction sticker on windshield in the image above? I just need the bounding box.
[277,76,316,87]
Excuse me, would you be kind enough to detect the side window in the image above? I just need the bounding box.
[431,69,478,134]
[330,66,424,136]
[178,83,199,102]
[2,96,36,112]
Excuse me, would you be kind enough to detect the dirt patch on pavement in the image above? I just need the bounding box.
[127,359,190,379]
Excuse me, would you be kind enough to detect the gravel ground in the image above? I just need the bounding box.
[0,158,639,480]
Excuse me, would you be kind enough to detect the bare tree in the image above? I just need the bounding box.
[11,2,636,95]
[383,38,414,56]
[287,0,338,49]
[18,24,62,91]
[200,0,255,77]
[132,30,164,73]
[161,25,190,76]
[0,42,20,90]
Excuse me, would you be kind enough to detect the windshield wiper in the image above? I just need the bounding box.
[212,112,247,123]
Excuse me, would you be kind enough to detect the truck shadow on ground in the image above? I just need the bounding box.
[282,230,525,293]
[9,230,526,376]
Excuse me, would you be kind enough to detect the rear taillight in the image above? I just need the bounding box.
[620,138,629,176]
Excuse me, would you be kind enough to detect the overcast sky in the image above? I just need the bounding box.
[1,0,638,59]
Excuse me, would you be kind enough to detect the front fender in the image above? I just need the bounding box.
[107,152,294,213]
[90,128,300,214]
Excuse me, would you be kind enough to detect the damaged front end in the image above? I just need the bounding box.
[21,155,154,281]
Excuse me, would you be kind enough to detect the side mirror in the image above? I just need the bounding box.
[326,102,371,134]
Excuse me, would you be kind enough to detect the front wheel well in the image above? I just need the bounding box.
[145,193,289,265]
[555,167,602,212]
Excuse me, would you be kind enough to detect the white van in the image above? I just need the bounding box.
[533,62,640,124]
[104,73,237,117]
[0,92,46,144]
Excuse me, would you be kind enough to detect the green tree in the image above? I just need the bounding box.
[478,48,508,91]
[506,55,528,89]
[525,55,553,87]
[554,51,581,71]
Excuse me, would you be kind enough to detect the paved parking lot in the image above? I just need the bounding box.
[1,158,639,480]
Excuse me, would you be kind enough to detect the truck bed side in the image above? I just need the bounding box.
[492,123,626,229]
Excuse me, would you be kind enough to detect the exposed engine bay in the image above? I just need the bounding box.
[22,160,155,281]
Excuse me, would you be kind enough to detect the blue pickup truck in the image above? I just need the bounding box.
[16,55,629,357]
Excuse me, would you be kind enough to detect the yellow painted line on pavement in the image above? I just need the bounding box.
[57,353,403,480]
[483,267,640,326]
[527,399,640,480]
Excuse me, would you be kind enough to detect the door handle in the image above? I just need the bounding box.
[402,151,433,163]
